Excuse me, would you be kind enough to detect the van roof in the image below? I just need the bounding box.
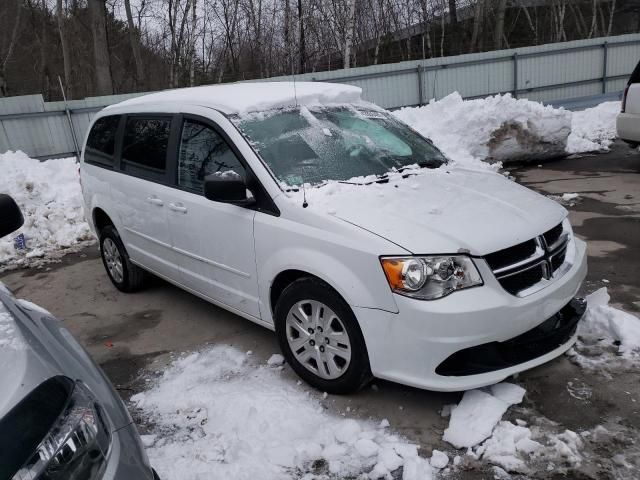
[105,82,364,115]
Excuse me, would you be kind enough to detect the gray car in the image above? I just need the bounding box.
[0,194,156,480]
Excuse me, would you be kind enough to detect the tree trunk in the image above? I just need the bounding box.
[607,0,616,36]
[0,0,23,97]
[521,5,538,44]
[284,0,290,72]
[343,0,356,69]
[41,0,51,99]
[87,0,113,95]
[448,0,458,23]
[56,0,73,98]
[494,0,508,49]
[124,0,145,88]
[470,0,484,53]
[589,0,597,38]
[298,0,306,74]
[190,0,197,86]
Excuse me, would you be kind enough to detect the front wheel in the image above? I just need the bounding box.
[275,278,372,394]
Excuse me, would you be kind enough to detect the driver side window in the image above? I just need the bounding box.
[178,119,245,193]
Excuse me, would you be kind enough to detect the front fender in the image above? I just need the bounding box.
[255,215,402,325]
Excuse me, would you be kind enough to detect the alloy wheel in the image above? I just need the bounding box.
[285,300,352,379]
[102,238,124,284]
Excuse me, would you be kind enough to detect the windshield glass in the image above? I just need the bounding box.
[231,105,447,186]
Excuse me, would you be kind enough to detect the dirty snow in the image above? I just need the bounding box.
[131,346,436,480]
[569,288,640,370]
[394,92,572,164]
[267,353,286,366]
[0,151,93,269]
[443,383,588,475]
[443,382,525,448]
[395,93,621,164]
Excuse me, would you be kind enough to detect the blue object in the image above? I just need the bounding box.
[14,233,26,250]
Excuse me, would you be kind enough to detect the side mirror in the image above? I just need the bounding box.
[203,173,256,207]
[0,194,24,239]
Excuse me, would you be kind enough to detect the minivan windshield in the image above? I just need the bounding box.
[231,105,447,186]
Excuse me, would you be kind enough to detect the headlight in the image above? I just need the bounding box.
[381,255,483,300]
[13,381,112,480]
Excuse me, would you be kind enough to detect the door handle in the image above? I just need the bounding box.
[169,203,188,213]
[147,196,164,206]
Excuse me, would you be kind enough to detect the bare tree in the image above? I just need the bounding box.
[470,0,484,52]
[0,0,23,97]
[343,0,356,68]
[56,0,73,97]
[124,0,145,87]
[88,0,113,95]
[494,0,508,49]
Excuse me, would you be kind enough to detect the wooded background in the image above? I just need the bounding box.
[1,0,638,100]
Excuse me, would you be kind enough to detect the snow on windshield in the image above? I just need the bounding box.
[232,105,446,186]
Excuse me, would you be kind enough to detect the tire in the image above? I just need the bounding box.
[275,277,372,394]
[99,225,146,292]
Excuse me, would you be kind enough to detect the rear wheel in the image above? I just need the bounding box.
[275,278,371,394]
[99,225,146,292]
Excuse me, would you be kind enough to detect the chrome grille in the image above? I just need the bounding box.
[485,222,571,297]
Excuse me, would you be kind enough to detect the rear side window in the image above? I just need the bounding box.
[85,115,120,166]
[121,117,171,171]
[178,119,246,193]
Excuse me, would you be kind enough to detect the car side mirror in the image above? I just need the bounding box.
[0,194,24,239]
[203,173,256,207]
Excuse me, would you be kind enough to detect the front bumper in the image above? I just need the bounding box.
[355,238,587,391]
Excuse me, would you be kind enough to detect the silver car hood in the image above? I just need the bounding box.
[308,167,566,255]
[0,283,132,429]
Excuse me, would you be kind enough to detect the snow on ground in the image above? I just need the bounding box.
[443,383,525,448]
[131,346,438,480]
[566,101,621,153]
[568,287,640,371]
[0,151,93,270]
[442,384,585,475]
[395,93,620,164]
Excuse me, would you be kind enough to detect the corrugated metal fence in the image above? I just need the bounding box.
[1,33,639,159]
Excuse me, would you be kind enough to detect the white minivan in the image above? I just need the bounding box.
[80,82,587,394]
[617,59,640,147]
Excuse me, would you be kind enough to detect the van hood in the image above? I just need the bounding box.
[304,167,566,255]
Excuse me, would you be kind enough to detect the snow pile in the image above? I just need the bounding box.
[443,383,583,474]
[0,151,92,269]
[394,92,572,165]
[470,421,583,474]
[566,101,621,153]
[569,288,640,370]
[395,94,621,164]
[443,383,526,448]
[132,346,438,480]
